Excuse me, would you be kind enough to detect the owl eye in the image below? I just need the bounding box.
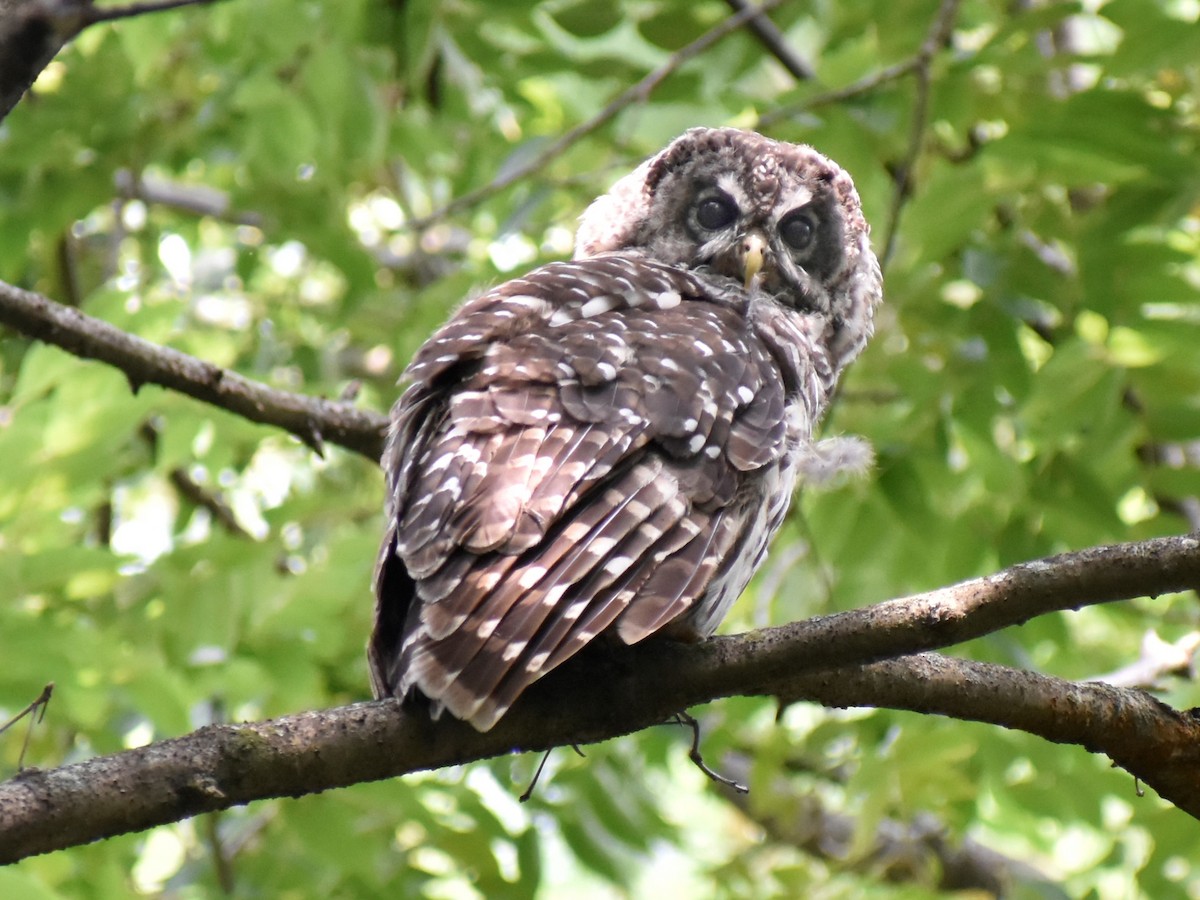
[694,194,738,230]
[779,211,817,251]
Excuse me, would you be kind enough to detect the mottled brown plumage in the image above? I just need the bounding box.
[370,128,882,731]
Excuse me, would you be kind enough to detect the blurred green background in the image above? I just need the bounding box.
[2,0,1199,896]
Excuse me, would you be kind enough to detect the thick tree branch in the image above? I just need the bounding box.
[2,535,1199,861]
[0,278,387,460]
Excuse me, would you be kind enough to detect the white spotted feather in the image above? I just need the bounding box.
[370,127,882,731]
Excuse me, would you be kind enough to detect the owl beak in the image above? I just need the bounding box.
[742,231,767,290]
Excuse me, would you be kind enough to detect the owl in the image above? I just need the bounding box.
[369,127,882,732]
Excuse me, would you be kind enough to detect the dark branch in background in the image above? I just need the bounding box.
[721,756,1055,894]
[406,0,785,231]
[759,58,923,127]
[139,419,255,538]
[754,0,962,269]
[55,231,83,308]
[2,536,1199,861]
[168,467,252,538]
[0,0,225,123]
[720,0,814,81]
[0,279,388,460]
[79,0,223,26]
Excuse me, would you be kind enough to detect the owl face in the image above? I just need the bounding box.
[575,128,879,366]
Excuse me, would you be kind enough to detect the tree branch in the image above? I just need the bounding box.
[3,535,1198,861]
[0,278,387,460]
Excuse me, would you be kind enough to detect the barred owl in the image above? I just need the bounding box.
[370,127,882,732]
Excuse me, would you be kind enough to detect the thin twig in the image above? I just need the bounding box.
[758,58,922,128]
[137,420,255,537]
[880,0,962,270]
[0,683,54,772]
[204,813,236,894]
[721,0,814,81]
[168,468,253,538]
[406,0,784,231]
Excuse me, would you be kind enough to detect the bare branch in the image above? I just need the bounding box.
[406,0,785,231]
[3,535,1199,860]
[0,278,388,460]
[785,654,1200,816]
[759,58,920,127]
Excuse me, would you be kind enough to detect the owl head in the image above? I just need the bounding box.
[575,127,882,368]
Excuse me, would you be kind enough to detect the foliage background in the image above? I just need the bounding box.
[1,0,1199,896]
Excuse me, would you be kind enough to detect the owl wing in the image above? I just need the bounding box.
[370,256,801,731]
